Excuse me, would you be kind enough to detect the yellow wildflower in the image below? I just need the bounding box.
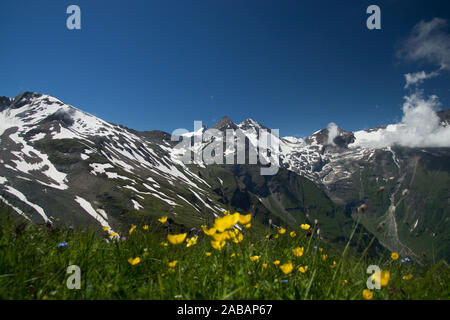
[143,225,149,231]
[298,265,308,273]
[279,261,294,274]
[168,260,178,268]
[186,236,198,247]
[129,225,136,235]
[167,233,187,245]
[211,232,230,242]
[273,260,280,265]
[262,263,268,269]
[238,214,252,225]
[160,242,169,247]
[290,231,296,238]
[205,252,212,256]
[321,254,328,261]
[128,257,141,266]
[300,224,311,230]
[202,226,217,236]
[362,289,373,300]
[211,240,226,251]
[402,274,413,280]
[214,213,240,232]
[274,234,279,239]
[244,223,251,229]
[371,270,390,287]
[292,247,304,257]
[223,210,230,215]
[380,270,390,286]
[330,261,337,268]
[250,256,260,262]
[158,216,168,224]
[231,232,244,243]
[391,252,399,261]
[278,228,286,234]
[231,253,236,258]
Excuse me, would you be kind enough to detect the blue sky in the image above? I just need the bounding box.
[1,0,449,137]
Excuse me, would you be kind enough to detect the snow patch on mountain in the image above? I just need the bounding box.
[0,195,30,220]
[74,196,116,236]
[90,163,114,175]
[8,130,68,190]
[131,199,143,210]
[5,185,49,222]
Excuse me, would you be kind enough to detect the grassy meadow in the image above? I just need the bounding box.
[0,210,449,300]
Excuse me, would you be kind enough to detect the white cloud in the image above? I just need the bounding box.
[404,70,439,89]
[349,18,450,149]
[327,122,339,145]
[398,18,450,88]
[350,91,450,149]
[398,18,450,70]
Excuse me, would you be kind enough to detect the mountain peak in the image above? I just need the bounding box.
[213,116,237,131]
[0,96,11,111]
[14,91,42,101]
[241,118,260,125]
[239,118,269,131]
[304,125,355,148]
[9,91,43,109]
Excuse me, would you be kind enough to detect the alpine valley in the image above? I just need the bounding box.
[0,92,449,263]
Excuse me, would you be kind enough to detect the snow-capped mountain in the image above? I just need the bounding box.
[165,114,450,262]
[0,92,230,236]
[0,92,449,262]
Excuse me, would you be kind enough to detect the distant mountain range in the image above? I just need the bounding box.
[1,92,449,262]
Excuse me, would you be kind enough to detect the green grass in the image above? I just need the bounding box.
[0,211,448,300]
